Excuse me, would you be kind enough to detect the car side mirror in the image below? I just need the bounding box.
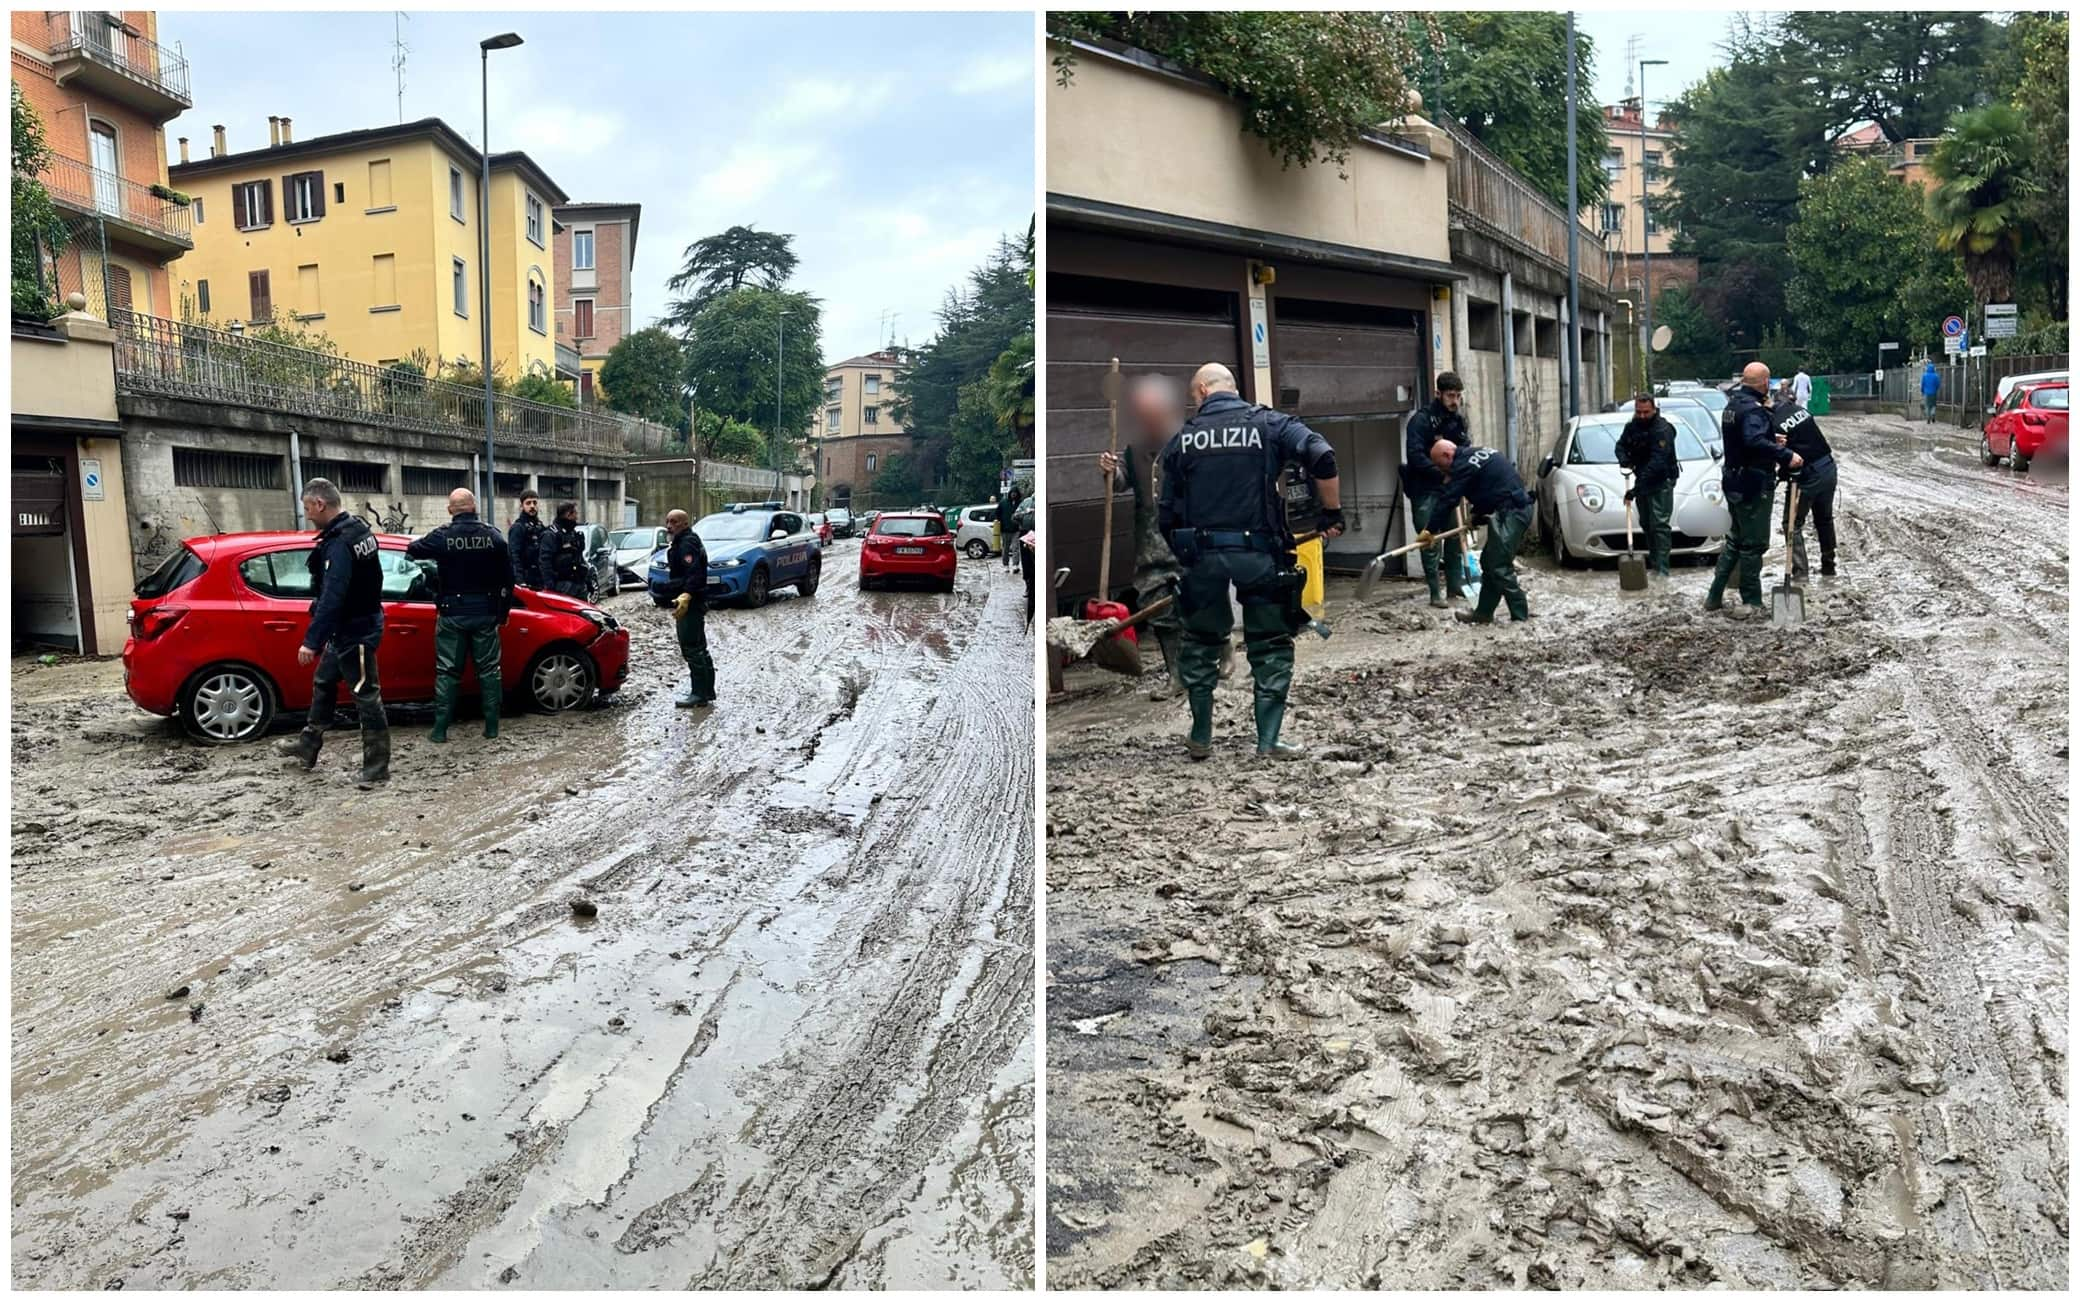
[1538,455,1555,479]
[770,527,788,540]
[1710,447,1723,461]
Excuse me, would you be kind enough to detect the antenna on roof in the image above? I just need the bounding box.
[1623,33,1639,103]
[392,12,410,123]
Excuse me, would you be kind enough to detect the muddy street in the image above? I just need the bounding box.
[1045,413,2067,1289]
[10,542,1034,1290]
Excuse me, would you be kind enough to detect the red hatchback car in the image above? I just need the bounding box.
[1984,380,2069,471]
[858,512,958,593]
[123,532,631,743]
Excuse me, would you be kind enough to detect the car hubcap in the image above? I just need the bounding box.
[194,673,263,740]
[533,654,589,711]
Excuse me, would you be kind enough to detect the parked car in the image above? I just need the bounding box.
[805,512,834,544]
[859,511,958,592]
[1995,369,2068,409]
[645,504,822,608]
[122,532,631,744]
[1537,412,1730,567]
[608,525,667,590]
[1656,394,1724,451]
[571,523,617,596]
[825,507,856,538]
[954,505,1000,558]
[1983,380,2068,471]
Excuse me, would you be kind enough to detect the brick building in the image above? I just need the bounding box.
[816,349,914,507]
[552,201,639,405]
[10,10,194,317]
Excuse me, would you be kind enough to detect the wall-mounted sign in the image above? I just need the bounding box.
[80,458,104,501]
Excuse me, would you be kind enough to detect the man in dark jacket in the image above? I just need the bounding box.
[537,501,593,599]
[1403,372,1472,607]
[1773,396,1837,577]
[1615,392,1682,577]
[1000,484,1024,569]
[407,488,512,742]
[276,477,390,786]
[1422,442,1535,624]
[1100,373,1189,698]
[660,509,715,707]
[1707,363,1803,617]
[508,492,547,586]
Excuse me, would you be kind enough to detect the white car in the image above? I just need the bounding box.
[1536,409,1730,567]
[954,506,1000,558]
[1995,369,2067,408]
[608,525,667,590]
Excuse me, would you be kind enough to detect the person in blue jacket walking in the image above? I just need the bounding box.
[1921,359,1941,420]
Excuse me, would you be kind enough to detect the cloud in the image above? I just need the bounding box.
[703,143,831,208]
[768,77,895,125]
[950,50,1030,95]
[501,106,626,159]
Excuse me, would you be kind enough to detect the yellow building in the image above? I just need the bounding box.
[1591,101,1676,258]
[819,349,908,440]
[167,116,567,379]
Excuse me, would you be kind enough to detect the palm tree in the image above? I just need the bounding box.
[660,225,798,333]
[1924,105,2040,310]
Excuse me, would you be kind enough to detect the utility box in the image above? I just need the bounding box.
[1809,376,1831,415]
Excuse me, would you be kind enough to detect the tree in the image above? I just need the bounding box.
[12,85,67,318]
[661,225,799,332]
[871,453,922,504]
[1050,11,1439,173]
[511,372,576,409]
[888,233,1033,484]
[1419,11,1609,210]
[1780,10,2002,145]
[2009,12,2068,320]
[1786,157,1929,371]
[1924,104,2039,311]
[601,327,691,433]
[694,409,765,466]
[682,287,825,470]
[984,327,1035,447]
[1652,283,1728,385]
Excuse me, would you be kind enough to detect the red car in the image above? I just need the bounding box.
[1984,380,2069,471]
[123,531,631,743]
[858,512,958,593]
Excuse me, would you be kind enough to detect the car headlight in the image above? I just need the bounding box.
[712,557,744,569]
[1574,483,1606,512]
[577,608,608,634]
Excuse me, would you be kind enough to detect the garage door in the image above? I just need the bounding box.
[1046,272,1242,609]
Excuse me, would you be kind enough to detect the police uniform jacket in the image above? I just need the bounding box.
[661,529,709,609]
[1720,387,1795,496]
[508,513,547,585]
[538,519,588,585]
[1425,446,1533,534]
[1616,414,1683,492]
[303,512,383,651]
[1404,398,1470,496]
[406,511,513,620]
[1156,391,1337,549]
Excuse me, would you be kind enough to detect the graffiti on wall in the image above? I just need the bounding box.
[362,501,411,533]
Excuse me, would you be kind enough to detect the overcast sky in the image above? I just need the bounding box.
[1574,9,1767,113]
[159,9,1034,362]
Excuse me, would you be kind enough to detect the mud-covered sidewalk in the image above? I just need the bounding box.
[11,546,1034,1289]
[1045,414,2067,1289]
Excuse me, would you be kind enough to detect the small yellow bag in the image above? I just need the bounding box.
[1295,535,1326,617]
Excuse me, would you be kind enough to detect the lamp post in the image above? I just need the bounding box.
[478,31,523,507]
[1638,57,1667,388]
[1565,11,1581,420]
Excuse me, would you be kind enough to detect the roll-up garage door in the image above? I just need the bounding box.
[1046,272,1243,609]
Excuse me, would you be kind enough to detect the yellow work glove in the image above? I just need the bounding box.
[672,592,692,620]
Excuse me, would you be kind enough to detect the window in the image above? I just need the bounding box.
[1602,150,1623,182]
[192,197,204,224]
[239,550,315,599]
[1467,299,1501,352]
[301,457,385,494]
[2035,387,2069,412]
[526,194,544,246]
[333,181,345,204]
[865,453,878,473]
[107,264,132,311]
[1601,203,1623,233]
[864,373,880,395]
[826,404,841,432]
[403,466,470,495]
[450,167,465,221]
[371,253,397,307]
[1644,209,1658,235]
[235,180,272,230]
[89,121,118,215]
[579,371,595,404]
[1643,150,1664,183]
[572,229,595,270]
[864,405,879,426]
[380,551,434,601]
[285,170,325,222]
[173,447,282,490]
[573,298,593,338]
[367,158,393,209]
[296,263,319,315]
[528,278,546,334]
[196,279,210,314]
[452,259,467,317]
[248,269,272,321]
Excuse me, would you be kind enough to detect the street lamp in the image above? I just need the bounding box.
[1638,57,1668,388]
[479,31,523,508]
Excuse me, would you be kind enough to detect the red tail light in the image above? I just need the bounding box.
[133,606,188,641]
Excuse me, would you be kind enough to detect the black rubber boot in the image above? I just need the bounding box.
[429,681,454,744]
[278,729,321,770]
[1186,693,1213,761]
[481,687,500,739]
[1455,609,1495,625]
[1820,556,1836,577]
[1149,630,1185,700]
[357,728,391,788]
[1254,697,1303,760]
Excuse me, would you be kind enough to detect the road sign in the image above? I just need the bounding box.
[80,458,103,501]
[1942,315,1966,338]
[1969,344,1987,358]
[1985,302,2017,317]
[1985,315,2019,339]
[1945,332,1966,355]
[1879,341,1899,350]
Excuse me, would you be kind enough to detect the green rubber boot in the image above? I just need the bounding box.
[480,685,500,739]
[429,679,455,744]
[1186,692,1213,761]
[1254,696,1303,760]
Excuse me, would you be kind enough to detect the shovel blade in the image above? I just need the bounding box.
[1770,583,1806,627]
[1355,555,1389,602]
[1618,553,1649,591]
[1086,630,1143,676]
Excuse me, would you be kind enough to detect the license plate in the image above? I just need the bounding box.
[896,546,924,555]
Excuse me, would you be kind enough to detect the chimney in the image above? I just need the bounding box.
[177,136,189,163]
[280,117,292,144]
[212,124,225,157]
[268,115,280,147]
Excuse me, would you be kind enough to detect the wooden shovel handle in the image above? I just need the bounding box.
[1377,522,1470,561]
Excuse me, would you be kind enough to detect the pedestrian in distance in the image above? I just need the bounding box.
[660,509,716,708]
[1616,392,1681,578]
[1772,394,1838,578]
[275,477,390,787]
[1419,441,1535,624]
[1705,362,1803,618]
[406,487,513,743]
[1403,372,1472,608]
[508,491,547,587]
[537,501,593,600]
[1098,372,1191,699]
[1921,359,1941,421]
[1791,366,1812,409]
[1001,483,1024,569]
[1158,362,1345,761]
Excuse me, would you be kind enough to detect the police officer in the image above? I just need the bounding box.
[1706,363,1802,618]
[1099,373,1189,699]
[508,491,547,586]
[1000,483,1024,570]
[1773,393,1837,577]
[660,508,715,707]
[1404,372,1472,608]
[276,477,389,786]
[1421,441,1535,624]
[1616,392,1681,578]
[537,501,593,599]
[406,487,513,742]
[1157,362,1344,761]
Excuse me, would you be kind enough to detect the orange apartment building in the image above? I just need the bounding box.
[11,10,193,316]
[552,201,640,405]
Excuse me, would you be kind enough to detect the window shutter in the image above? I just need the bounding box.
[107,264,133,311]
[311,172,326,218]
[262,180,273,225]
[250,269,271,320]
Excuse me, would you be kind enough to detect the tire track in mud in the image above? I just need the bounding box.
[10,551,1034,1290]
[1045,415,2065,1289]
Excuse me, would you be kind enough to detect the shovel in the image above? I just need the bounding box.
[1618,487,1649,591]
[1771,482,1805,627]
[1355,523,1473,602]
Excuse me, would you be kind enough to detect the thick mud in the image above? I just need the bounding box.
[11,542,1034,1289]
[1045,414,2067,1289]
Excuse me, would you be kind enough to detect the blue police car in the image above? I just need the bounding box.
[647,502,823,609]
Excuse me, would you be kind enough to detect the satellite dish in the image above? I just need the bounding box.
[1651,325,1673,352]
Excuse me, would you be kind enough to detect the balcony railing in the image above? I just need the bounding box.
[1434,113,1610,289]
[108,309,676,459]
[43,155,192,246]
[48,11,191,106]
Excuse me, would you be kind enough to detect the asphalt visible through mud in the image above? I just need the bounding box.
[11,541,1034,1289]
[1045,414,2067,1289]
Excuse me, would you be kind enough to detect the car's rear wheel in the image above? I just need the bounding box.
[859,572,877,592]
[937,574,957,594]
[745,564,771,608]
[527,647,595,713]
[1981,434,2000,466]
[965,539,990,559]
[181,664,276,743]
[796,560,821,597]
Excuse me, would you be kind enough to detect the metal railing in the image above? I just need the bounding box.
[1434,113,1610,288]
[42,155,191,245]
[48,11,191,105]
[108,309,675,459]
